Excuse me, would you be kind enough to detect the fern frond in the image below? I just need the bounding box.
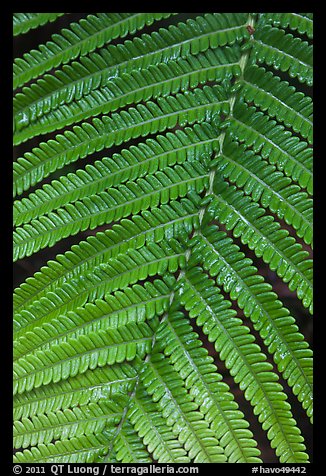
[155,310,262,462]
[13,12,249,135]
[13,162,208,260]
[189,223,313,420]
[12,12,313,464]
[110,420,152,463]
[259,13,313,39]
[251,25,313,85]
[14,320,156,394]
[141,353,227,463]
[14,123,220,225]
[14,199,198,314]
[13,13,176,89]
[14,400,123,449]
[13,85,228,194]
[14,239,184,335]
[14,279,172,359]
[14,47,241,143]
[14,433,109,463]
[13,13,65,37]
[240,65,313,144]
[178,267,309,463]
[13,361,138,420]
[228,100,313,196]
[207,182,312,312]
[217,138,313,243]
[128,385,191,463]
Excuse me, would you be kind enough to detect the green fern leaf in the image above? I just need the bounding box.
[13,13,176,89]
[13,361,138,421]
[140,353,227,463]
[260,13,313,39]
[228,100,313,196]
[110,420,152,463]
[187,223,313,420]
[14,320,157,394]
[208,182,313,312]
[14,400,123,449]
[155,310,262,462]
[14,433,110,463]
[14,162,208,260]
[240,65,313,144]
[13,12,249,134]
[128,386,191,463]
[13,12,313,464]
[14,279,172,359]
[13,13,65,37]
[13,199,198,314]
[177,267,308,463]
[14,47,241,143]
[14,239,184,335]
[251,25,313,85]
[14,123,219,225]
[13,85,228,193]
[217,138,313,243]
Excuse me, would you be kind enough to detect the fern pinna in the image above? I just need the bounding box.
[13,12,313,464]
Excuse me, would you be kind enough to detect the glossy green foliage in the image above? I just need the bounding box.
[14,47,241,143]
[251,25,313,85]
[13,86,228,193]
[13,13,65,37]
[13,12,313,464]
[260,13,313,39]
[241,65,313,144]
[13,13,177,89]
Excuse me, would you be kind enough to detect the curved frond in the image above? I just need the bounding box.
[240,64,313,144]
[259,13,313,39]
[217,138,313,243]
[110,420,152,463]
[13,361,139,421]
[12,12,313,464]
[207,182,313,312]
[14,198,198,314]
[128,385,191,463]
[14,47,241,142]
[155,310,262,462]
[140,353,227,463]
[14,239,184,335]
[251,25,313,85]
[228,100,313,196]
[13,12,249,134]
[14,279,172,359]
[178,267,309,463]
[14,400,123,449]
[14,123,219,225]
[13,84,228,194]
[188,223,313,421]
[13,13,65,37]
[13,13,176,89]
[14,320,156,394]
[13,162,208,261]
[14,433,109,463]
